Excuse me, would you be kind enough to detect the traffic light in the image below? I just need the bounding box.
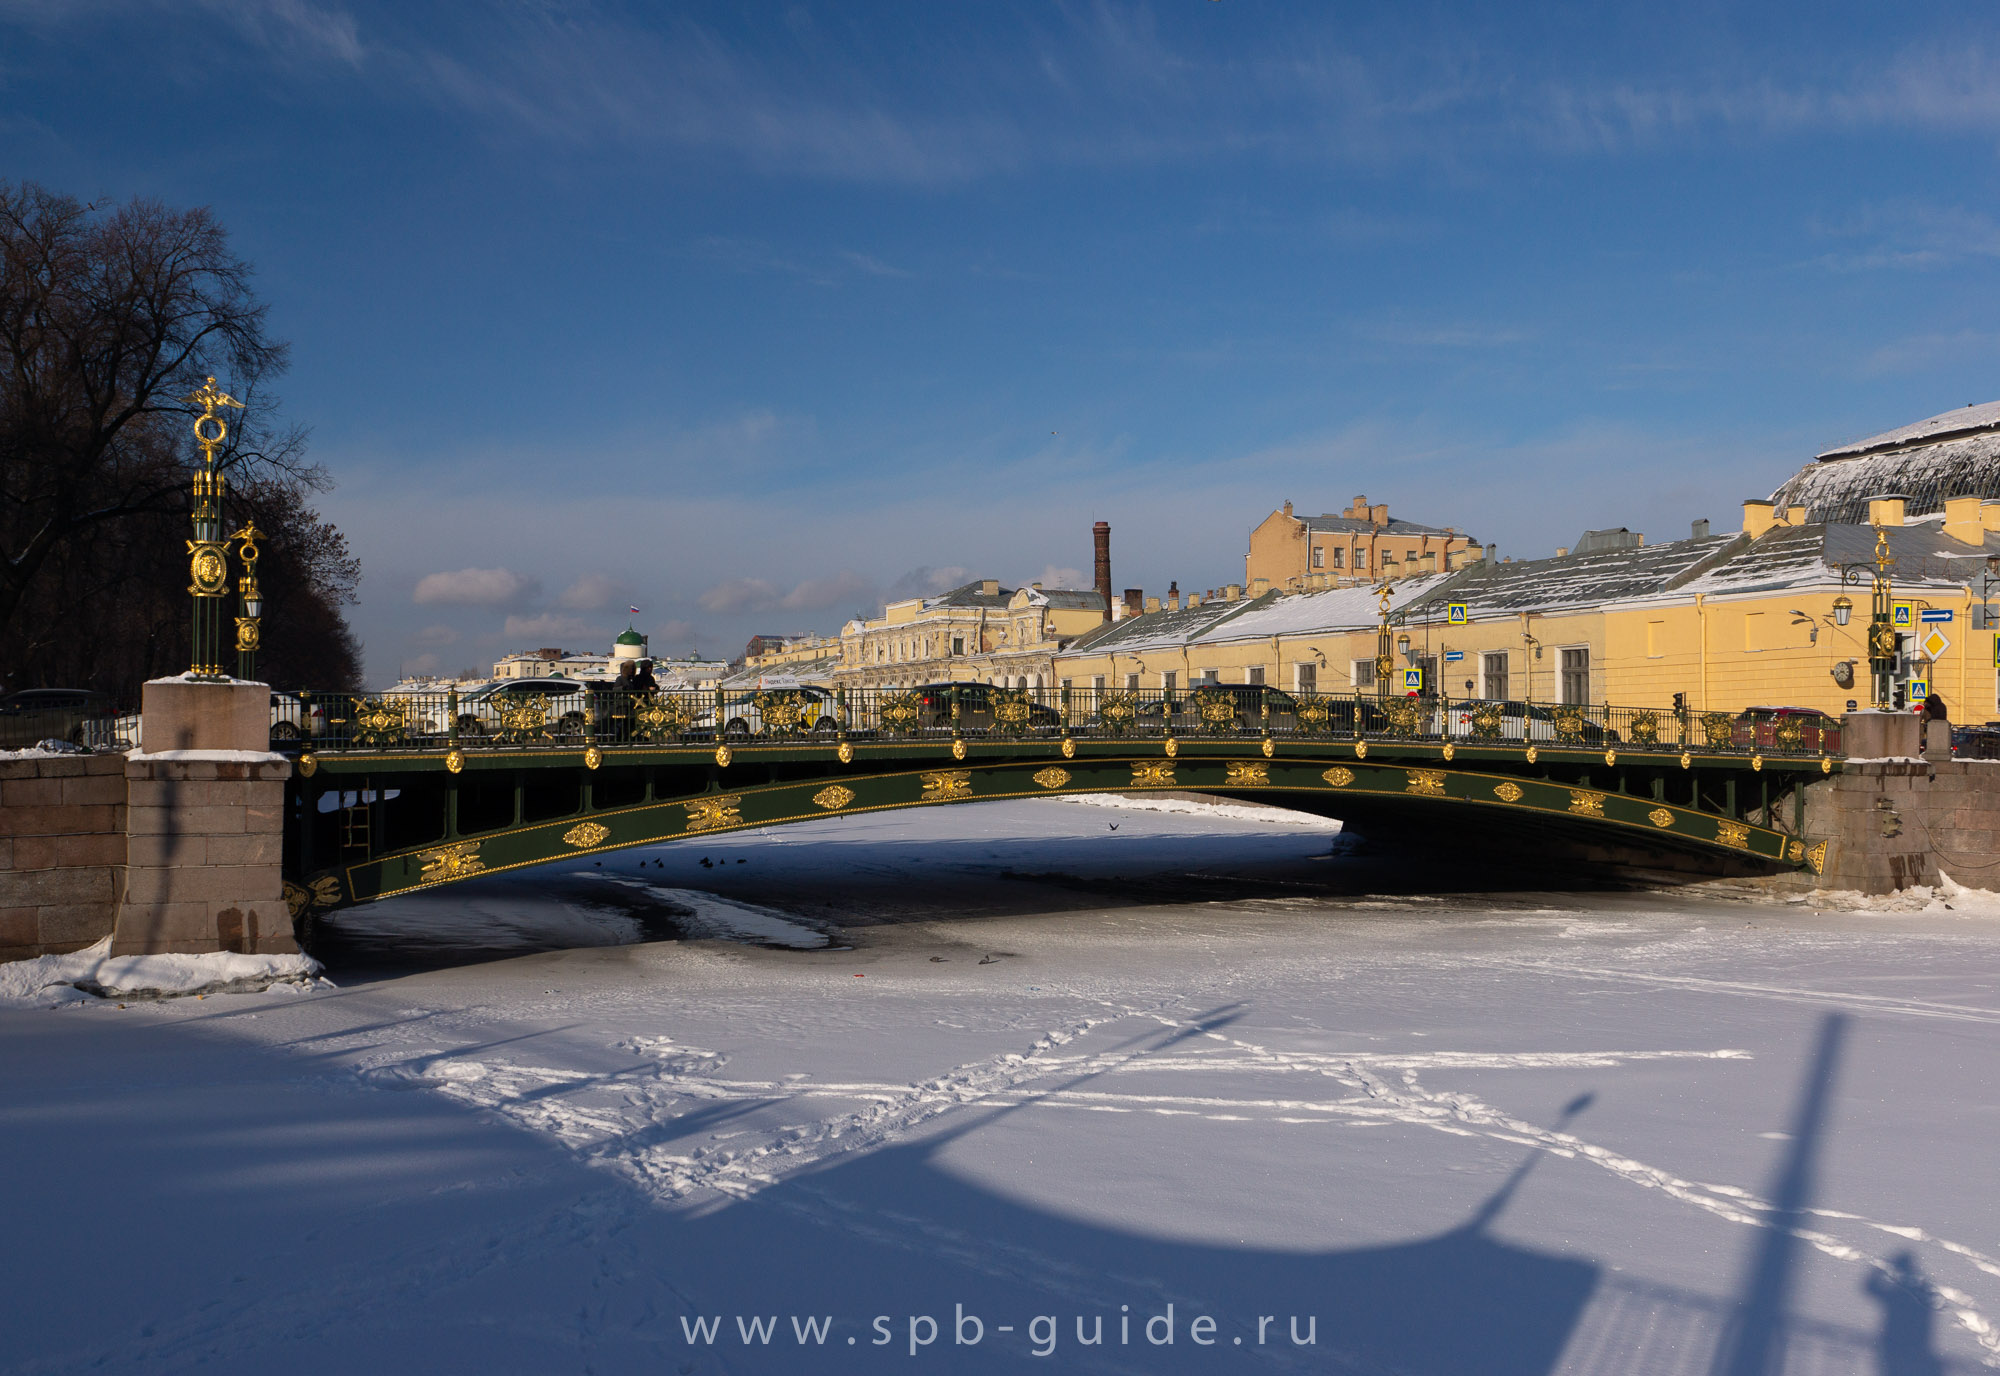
[1672,692,1686,712]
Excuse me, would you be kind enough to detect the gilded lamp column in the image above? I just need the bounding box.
[233,521,264,681]
[185,378,244,679]
[1866,527,1898,710]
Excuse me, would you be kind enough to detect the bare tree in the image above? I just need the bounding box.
[0,182,354,692]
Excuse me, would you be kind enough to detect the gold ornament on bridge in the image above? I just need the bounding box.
[951,738,967,761]
[684,794,743,833]
[444,749,464,774]
[1568,790,1605,817]
[1096,693,1139,735]
[1190,688,1240,735]
[350,697,407,748]
[838,740,855,764]
[1806,840,1827,874]
[1354,741,1368,759]
[921,770,973,800]
[1131,760,1176,788]
[1647,807,1675,828]
[1524,746,1537,764]
[234,617,260,653]
[1406,769,1447,797]
[1225,761,1270,787]
[1773,716,1806,750]
[812,785,856,811]
[1552,708,1587,742]
[1061,737,1076,759]
[1383,699,1420,737]
[1441,742,1455,762]
[632,692,698,743]
[1627,711,1662,746]
[752,690,810,736]
[1261,736,1275,758]
[1293,695,1334,734]
[1700,712,1734,748]
[1493,781,1523,802]
[1820,756,1831,774]
[1321,766,1355,788]
[418,840,485,883]
[283,874,343,920]
[878,693,922,734]
[584,745,602,770]
[715,745,733,767]
[1164,736,1179,757]
[1786,839,1804,862]
[563,822,610,848]
[1750,754,1763,772]
[1714,820,1751,850]
[496,696,550,744]
[1679,750,1693,769]
[1604,749,1616,767]
[1469,704,1502,740]
[297,752,317,778]
[990,689,1035,737]
[1033,767,1072,790]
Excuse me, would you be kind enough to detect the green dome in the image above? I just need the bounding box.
[615,627,646,646]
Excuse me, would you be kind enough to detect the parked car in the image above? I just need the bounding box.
[453,677,591,740]
[1952,723,2000,759]
[270,690,327,743]
[1138,683,1301,733]
[698,684,841,741]
[0,688,117,748]
[1438,699,1616,745]
[1731,706,1841,753]
[903,682,1061,735]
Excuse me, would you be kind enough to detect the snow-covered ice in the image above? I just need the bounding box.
[3,796,1998,1373]
[0,936,324,1006]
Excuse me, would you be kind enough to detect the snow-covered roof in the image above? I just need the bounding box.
[1817,399,2000,460]
[1397,537,1735,621]
[1196,576,1450,643]
[1064,592,1277,656]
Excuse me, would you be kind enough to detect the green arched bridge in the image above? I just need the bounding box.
[280,685,1838,924]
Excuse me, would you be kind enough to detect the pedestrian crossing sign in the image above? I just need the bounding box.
[1404,669,1424,692]
[1446,603,1467,625]
[1893,601,1914,628]
[1910,678,1930,703]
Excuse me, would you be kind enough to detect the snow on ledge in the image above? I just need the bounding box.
[145,673,269,687]
[127,748,289,764]
[1842,756,1929,765]
[0,937,326,1007]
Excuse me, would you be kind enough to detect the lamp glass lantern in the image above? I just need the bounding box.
[1832,596,1852,627]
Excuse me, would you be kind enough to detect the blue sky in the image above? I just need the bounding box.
[8,1,2000,681]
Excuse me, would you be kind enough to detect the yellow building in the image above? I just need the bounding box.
[1245,495,1482,593]
[836,580,1110,691]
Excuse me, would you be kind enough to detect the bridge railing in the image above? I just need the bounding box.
[283,684,1842,758]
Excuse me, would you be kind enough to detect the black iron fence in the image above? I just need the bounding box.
[279,683,1844,758]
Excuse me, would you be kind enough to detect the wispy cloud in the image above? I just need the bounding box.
[412,566,538,607]
[1808,203,2000,273]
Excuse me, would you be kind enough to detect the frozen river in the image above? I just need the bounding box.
[5,796,1999,1374]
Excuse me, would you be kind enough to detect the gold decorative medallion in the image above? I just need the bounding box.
[1406,769,1447,797]
[1820,756,1831,774]
[838,741,855,764]
[1750,754,1763,772]
[1354,741,1368,759]
[283,874,342,919]
[1604,749,1616,767]
[1033,766,1072,790]
[1807,841,1827,874]
[684,794,743,832]
[1164,736,1179,758]
[1715,820,1751,850]
[584,745,602,770]
[235,618,260,652]
[1225,761,1270,787]
[1786,839,1804,862]
[444,748,464,774]
[1568,790,1605,817]
[1647,807,1674,828]
[1441,742,1455,762]
[1260,737,1275,758]
[563,822,610,848]
[1679,750,1693,769]
[812,785,856,811]
[1061,737,1076,759]
[1322,766,1355,787]
[1627,711,1661,746]
[951,738,967,761]
[418,841,485,883]
[1552,708,1587,742]
[1494,781,1524,802]
[921,770,974,800]
[297,752,317,778]
[1131,760,1176,788]
[1701,712,1735,748]
[715,745,733,768]
[1524,745,1538,764]
[188,544,229,594]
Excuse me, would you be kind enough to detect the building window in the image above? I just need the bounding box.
[1297,662,1319,694]
[1092,675,1106,691]
[1560,647,1590,705]
[1311,546,1324,569]
[1482,652,1508,701]
[1199,669,1219,685]
[1125,674,1140,691]
[1246,666,1265,685]
[951,636,963,656]
[1350,660,1373,690]
[1162,671,1177,693]
[1329,548,1344,568]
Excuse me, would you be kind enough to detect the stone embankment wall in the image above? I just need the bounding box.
[0,754,129,962]
[1805,757,2000,894]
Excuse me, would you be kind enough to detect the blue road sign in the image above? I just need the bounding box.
[1443,650,1465,663]
[1920,609,1954,622]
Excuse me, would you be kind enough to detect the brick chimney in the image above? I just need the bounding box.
[1093,520,1112,621]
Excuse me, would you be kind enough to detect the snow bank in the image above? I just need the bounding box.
[1807,871,2000,917]
[126,748,288,764]
[0,937,325,1006]
[1046,792,1344,830]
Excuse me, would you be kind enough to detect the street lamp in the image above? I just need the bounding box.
[1832,596,1852,627]
[233,521,264,681]
[1837,527,1899,710]
[185,377,244,679]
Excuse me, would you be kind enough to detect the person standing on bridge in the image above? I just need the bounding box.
[631,658,658,693]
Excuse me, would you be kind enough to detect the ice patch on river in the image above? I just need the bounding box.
[1048,792,1345,829]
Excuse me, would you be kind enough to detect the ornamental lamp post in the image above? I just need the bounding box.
[185,377,245,679]
[1838,526,1899,711]
[1373,585,1394,700]
[233,520,264,680]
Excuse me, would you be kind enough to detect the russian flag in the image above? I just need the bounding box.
[628,605,641,615]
